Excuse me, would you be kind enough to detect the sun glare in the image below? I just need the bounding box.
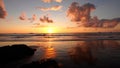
[44,27,56,33]
[48,28,53,33]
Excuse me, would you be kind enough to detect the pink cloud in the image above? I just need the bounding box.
[0,0,7,19]
[67,2,120,28]
[28,14,37,22]
[19,12,27,20]
[67,2,95,23]
[19,13,38,23]
[42,0,52,3]
[100,18,120,28]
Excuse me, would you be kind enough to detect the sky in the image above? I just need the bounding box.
[0,0,120,33]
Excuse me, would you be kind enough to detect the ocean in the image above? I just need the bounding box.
[0,32,120,68]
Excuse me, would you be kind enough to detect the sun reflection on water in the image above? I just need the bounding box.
[44,45,56,59]
[42,40,56,59]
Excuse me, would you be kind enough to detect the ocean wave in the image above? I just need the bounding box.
[0,32,120,42]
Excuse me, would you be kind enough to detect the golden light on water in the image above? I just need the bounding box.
[44,45,56,59]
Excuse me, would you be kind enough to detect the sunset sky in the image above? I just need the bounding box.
[0,0,120,33]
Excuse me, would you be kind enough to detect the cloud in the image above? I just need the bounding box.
[32,14,37,21]
[42,0,62,3]
[19,12,27,20]
[67,2,95,22]
[0,0,7,19]
[55,0,62,3]
[19,13,54,23]
[40,15,53,23]
[42,0,52,3]
[19,13,38,23]
[33,23,47,28]
[37,5,62,11]
[100,18,120,28]
[67,2,120,28]
[28,14,37,22]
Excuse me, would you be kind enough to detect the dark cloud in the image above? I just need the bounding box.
[67,2,120,28]
[0,0,7,19]
[40,16,53,23]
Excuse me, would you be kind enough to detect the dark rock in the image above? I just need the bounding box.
[21,59,59,68]
[0,44,36,64]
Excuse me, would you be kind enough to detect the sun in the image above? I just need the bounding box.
[44,27,56,33]
[47,28,54,33]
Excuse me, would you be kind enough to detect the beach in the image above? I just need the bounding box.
[0,32,120,68]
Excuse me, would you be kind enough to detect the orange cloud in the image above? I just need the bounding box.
[42,0,52,3]
[42,0,62,3]
[55,0,62,3]
[37,5,62,11]
[33,23,47,28]
[0,0,7,19]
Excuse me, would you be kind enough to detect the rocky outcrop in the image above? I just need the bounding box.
[21,59,59,68]
[0,44,36,64]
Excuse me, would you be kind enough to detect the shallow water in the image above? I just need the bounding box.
[0,33,120,68]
